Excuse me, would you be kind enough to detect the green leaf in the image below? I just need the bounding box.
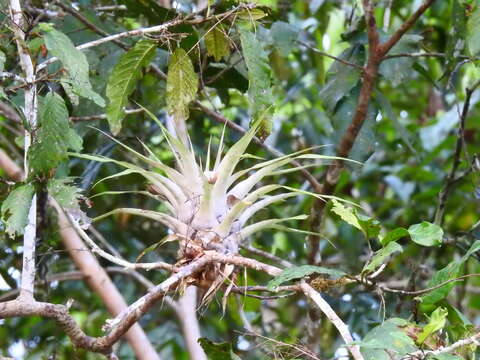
[0,50,5,73]
[47,178,82,212]
[357,214,381,238]
[420,240,480,306]
[237,8,267,21]
[1,184,35,237]
[320,46,363,112]
[39,23,105,107]
[166,48,199,125]
[205,26,230,62]
[106,39,157,135]
[267,265,346,291]
[331,199,362,230]
[408,221,443,247]
[271,21,299,56]
[239,27,275,140]
[363,241,403,273]
[29,92,82,173]
[467,3,480,56]
[417,307,448,344]
[198,338,241,360]
[380,227,409,246]
[331,199,380,238]
[360,318,418,360]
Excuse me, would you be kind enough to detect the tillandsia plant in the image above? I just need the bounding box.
[77,112,354,304]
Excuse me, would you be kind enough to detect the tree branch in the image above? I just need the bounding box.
[9,0,38,301]
[378,0,436,56]
[434,80,480,225]
[300,282,364,360]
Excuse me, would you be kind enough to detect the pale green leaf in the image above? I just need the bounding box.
[205,26,230,61]
[29,92,82,173]
[408,221,443,247]
[363,241,403,273]
[417,307,448,344]
[39,23,105,107]
[239,27,274,140]
[331,199,362,231]
[106,40,157,134]
[1,184,35,237]
[47,178,82,212]
[267,265,346,291]
[166,48,199,125]
[467,3,480,56]
[237,8,267,21]
[360,318,418,360]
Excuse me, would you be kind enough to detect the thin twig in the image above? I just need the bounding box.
[70,108,144,121]
[434,79,480,225]
[298,40,363,70]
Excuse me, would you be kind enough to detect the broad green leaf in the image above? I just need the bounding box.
[198,338,241,360]
[271,21,299,56]
[166,48,199,125]
[380,227,409,246]
[1,184,35,237]
[39,23,104,107]
[467,3,480,56]
[408,221,443,247]
[0,50,5,73]
[267,265,346,291]
[29,92,82,173]
[106,39,157,135]
[320,46,363,112]
[205,26,230,61]
[420,240,480,306]
[417,307,448,344]
[239,27,275,140]
[331,199,362,231]
[363,241,403,273]
[360,318,418,360]
[47,178,82,212]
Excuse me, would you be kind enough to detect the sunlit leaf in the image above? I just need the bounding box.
[417,307,448,344]
[205,26,230,61]
[166,48,199,125]
[467,3,480,56]
[408,221,443,247]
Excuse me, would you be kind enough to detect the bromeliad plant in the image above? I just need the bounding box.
[78,114,352,302]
